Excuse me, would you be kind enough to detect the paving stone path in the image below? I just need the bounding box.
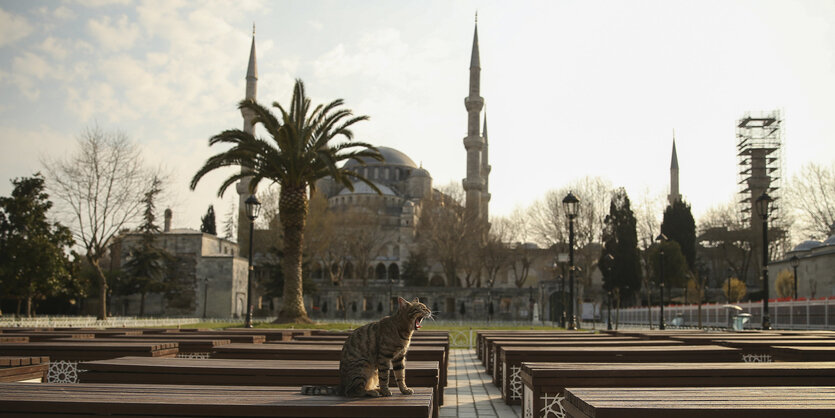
[440,349,521,418]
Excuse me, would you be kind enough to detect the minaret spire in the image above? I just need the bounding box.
[463,16,485,222]
[668,130,681,206]
[237,27,259,251]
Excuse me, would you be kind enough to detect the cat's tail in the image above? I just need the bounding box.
[300,385,341,396]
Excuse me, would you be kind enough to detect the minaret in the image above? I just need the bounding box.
[236,25,258,253]
[462,16,484,221]
[481,112,491,221]
[668,131,681,206]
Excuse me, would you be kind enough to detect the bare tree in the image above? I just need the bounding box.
[416,182,484,287]
[342,204,392,285]
[785,162,835,240]
[44,126,158,320]
[529,176,612,291]
[481,216,513,288]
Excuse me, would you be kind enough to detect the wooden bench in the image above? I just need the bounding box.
[521,361,835,418]
[563,386,835,417]
[491,340,686,393]
[213,343,448,390]
[115,332,267,344]
[0,336,27,343]
[498,345,742,404]
[1,332,96,342]
[79,356,441,418]
[0,356,48,382]
[279,337,450,387]
[55,337,231,358]
[0,341,178,383]
[0,382,434,417]
[481,335,639,370]
[475,331,595,362]
[715,339,835,362]
[772,346,835,361]
[484,337,652,380]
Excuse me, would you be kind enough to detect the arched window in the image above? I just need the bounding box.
[388,263,400,281]
[429,275,445,287]
[344,262,354,279]
[376,263,387,281]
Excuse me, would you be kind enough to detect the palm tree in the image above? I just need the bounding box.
[190,79,383,323]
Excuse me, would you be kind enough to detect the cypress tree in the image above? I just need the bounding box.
[661,199,696,272]
[600,189,642,296]
[200,205,217,235]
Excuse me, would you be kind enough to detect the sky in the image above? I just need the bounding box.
[1,0,833,237]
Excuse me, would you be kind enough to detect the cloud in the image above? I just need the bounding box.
[87,14,140,51]
[75,0,131,7]
[38,37,93,60]
[0,8,33,47]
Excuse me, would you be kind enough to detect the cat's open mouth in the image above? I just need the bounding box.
[415,316,425,329]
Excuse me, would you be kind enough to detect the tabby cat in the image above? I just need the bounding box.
[301,297,432,397]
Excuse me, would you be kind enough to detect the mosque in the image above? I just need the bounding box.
[237,21,492,288]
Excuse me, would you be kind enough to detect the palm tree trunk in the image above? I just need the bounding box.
[276,185,312,323]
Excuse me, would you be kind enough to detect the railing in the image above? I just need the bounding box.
[606,297,835,330]
[0,316,204,328]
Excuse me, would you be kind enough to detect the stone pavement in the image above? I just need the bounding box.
[440,349,521,418]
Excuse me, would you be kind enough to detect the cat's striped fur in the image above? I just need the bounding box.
[301,297,432,397]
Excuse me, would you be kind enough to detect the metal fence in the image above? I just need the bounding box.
[0,316,203,328]
[609,297,835,330]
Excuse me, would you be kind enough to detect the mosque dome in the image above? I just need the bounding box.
[344,146,417,168]
[337,181,396,196]
[792,240,824,252]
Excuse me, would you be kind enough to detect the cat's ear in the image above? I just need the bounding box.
[411,297,420,304]
[398,297,408,308]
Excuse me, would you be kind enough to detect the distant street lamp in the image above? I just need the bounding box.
[244,195,261,328]
[656,233,668,330]
[756,192,773,330]
[562,191,580,330]
[790,255,800,299]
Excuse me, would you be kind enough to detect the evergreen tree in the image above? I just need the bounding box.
[648,240,689,289]
[200,205,217,235]
[661,199,696,272]
[599,188,642,299]
[122,177,172,315]
[0,173,76,316]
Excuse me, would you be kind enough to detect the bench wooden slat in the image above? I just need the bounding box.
[564,386,835,418]
[520,361,835,418]
[0,383,433,417]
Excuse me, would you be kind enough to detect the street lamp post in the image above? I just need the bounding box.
[790,255,800,299]
[563,191,580,330]
[756,192,773,330]
[604,253,614,331]
[244,195,261,328]
[656,233,668,330]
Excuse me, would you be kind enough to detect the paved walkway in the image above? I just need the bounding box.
[440,349,521,418]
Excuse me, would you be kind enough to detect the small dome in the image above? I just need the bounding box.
[344,146,417,168]
[338,181,396,196]
[411,167,430,178]
[792,240,824,252]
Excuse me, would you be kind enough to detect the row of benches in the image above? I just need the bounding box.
[0,327,448,417]
[474,329,835,418]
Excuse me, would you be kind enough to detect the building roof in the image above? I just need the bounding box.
[337,181,396,196]
[344,146,418,168]
[792,240,824,252]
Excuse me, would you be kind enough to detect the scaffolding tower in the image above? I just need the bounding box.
[736,110,783,225]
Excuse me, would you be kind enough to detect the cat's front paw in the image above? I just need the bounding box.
[400,387,414,395]
[378,387,392,397]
